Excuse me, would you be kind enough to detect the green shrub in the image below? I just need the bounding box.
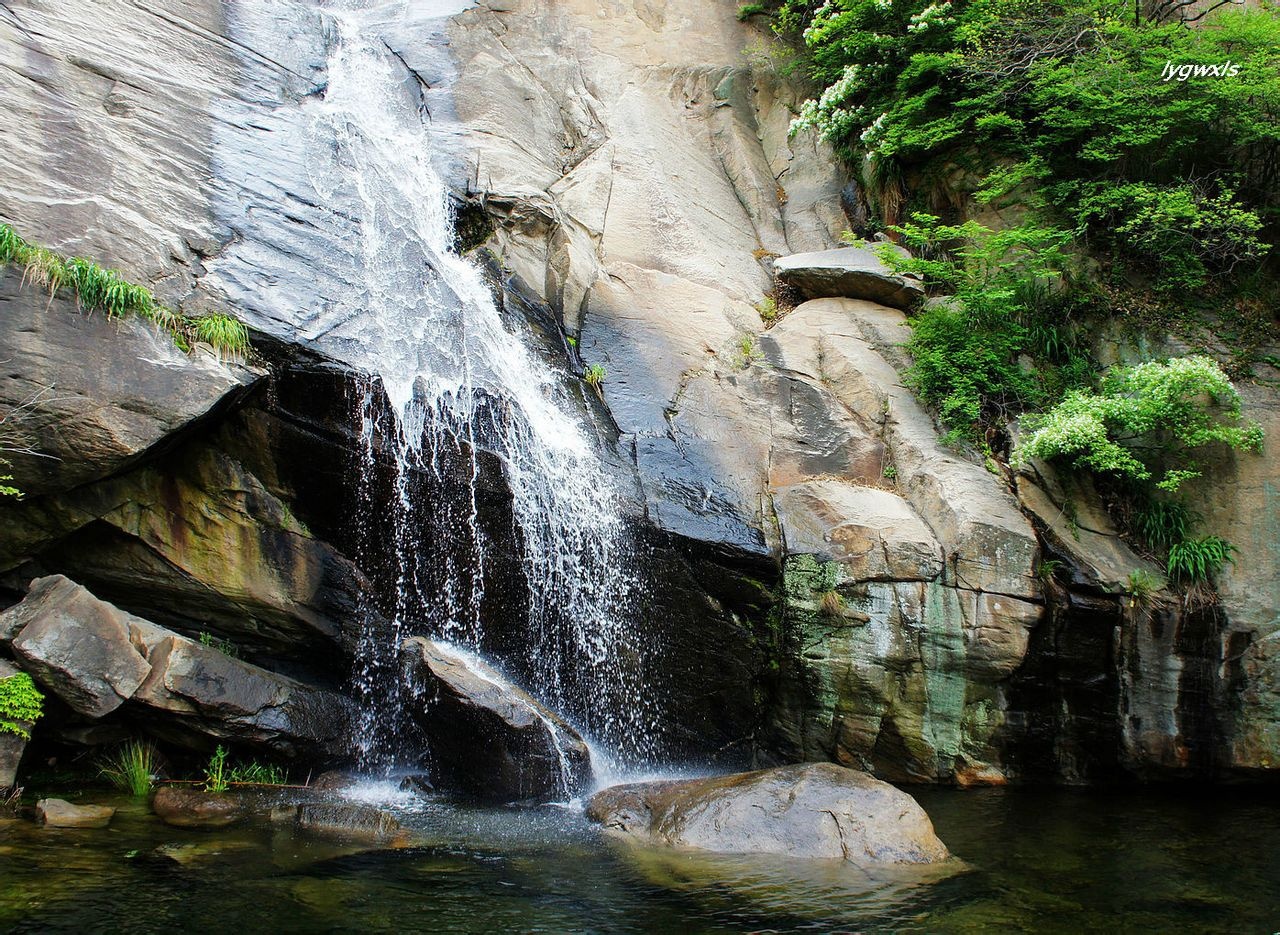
[99,740,160,797]
[1131,498,1196,553]
[1123,569,1161,607]
[583,363,606,396]
[1167,536,1237,584]
[0,673,43,739]
[191,314,250,357]
[738,2,768,20]
[1015,356,1264,492]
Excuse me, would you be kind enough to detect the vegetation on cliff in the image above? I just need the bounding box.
[749,0,1276,579]
[0,222,249,358]
[0,672,44,739]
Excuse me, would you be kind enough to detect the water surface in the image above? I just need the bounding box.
[2,785,1276,933]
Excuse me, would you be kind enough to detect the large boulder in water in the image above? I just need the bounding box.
[399,637,592,803]
[585,763,951,865]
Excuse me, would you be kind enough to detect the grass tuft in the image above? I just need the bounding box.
[99,739,161,797]
[0,221,250,359]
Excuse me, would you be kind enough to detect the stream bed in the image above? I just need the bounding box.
[1,784,1277,933]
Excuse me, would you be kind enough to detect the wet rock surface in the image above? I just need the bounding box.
[151,786,251,829]
[35,798,115,829]
[400,637,592,803]
[586,762,951,864]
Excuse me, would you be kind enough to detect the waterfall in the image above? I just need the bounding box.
[305,8,655,775]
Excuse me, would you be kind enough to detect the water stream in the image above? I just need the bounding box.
[303,6,654,776]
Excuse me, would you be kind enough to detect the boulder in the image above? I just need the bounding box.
[585,762,950,865]
[774,246,925,310]
[4,576,152,718]
[399,637,592,803]
[152,786,251,829]
[1,576,353,758]
[36,798,115,829]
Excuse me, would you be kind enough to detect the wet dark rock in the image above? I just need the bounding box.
[151,786,250,829]
[773,246,924,310]
[399,637,592,803]
[295,803,409,846]
[36,798,114,829]
[585,763,951,865]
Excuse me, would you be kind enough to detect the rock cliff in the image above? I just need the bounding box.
[0,0,1275,784]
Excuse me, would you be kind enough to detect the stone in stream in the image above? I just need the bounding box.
[35,798,115,829]
[585,763,951,865]
[295,803,410,847]
[399,637,592,803]
[151,786,253,829]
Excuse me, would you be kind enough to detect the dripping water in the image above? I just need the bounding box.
[307,6,656,777]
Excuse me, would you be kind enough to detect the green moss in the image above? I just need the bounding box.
[0,672,44,739]
[0,221,250,358]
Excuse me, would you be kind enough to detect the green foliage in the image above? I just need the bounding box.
[0,673,43,739]
[203,745,229,793]
[198,631,240,658]
[738,2,769,19]
[583,363,606,394]
[778,0,1279,287]
[191,314,250,357]
[889,215,1089,440]
[882,464,897,480]
[1167,535,1237,584]
[1015,356,1264,492]
[756,295,779,324]
[1123,569,1161,607]
[1131,498,1196,553]
[228,761,286,785]
[736,333,764,367]
[99,740,160,797]
[0,222,250,358]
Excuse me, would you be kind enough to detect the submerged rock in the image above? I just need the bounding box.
[585,763,950,865]
[295,803,409,846]
[399,637,592,803]
[774,246,925,310]
[36,798,115,829]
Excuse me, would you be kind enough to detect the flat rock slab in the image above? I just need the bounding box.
[36,798,115,829]
[295,803,409,846]
[774,246,924,310]
[586,762,951,865]
[400,637,592,803]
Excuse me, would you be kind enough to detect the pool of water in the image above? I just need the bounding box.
[1,783,1277,933]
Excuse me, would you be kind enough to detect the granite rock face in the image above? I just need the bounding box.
[773,246,924,310]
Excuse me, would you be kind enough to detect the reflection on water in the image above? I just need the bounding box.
[1,785,1277,933]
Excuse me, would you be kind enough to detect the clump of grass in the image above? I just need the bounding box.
[99,740,161,797]
[819,589,846,618]
[191,314,249,358]
[1123,569,1161,608]
[0,221,250,359]
[198,631,239,658]
[737,2,768,19]
[756,295,778,325]
[204,745,229,793]
[1132,499,1196,554]
[1167,536,1237,584]
[736,333,764,368]
[229,762,286,785]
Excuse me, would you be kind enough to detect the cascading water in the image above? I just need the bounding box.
[306,6,656,778]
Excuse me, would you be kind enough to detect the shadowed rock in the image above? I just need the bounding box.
[585,763,951,865]
[152,786,251,829]
[399,637,592,803]
[295,803,409,846]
